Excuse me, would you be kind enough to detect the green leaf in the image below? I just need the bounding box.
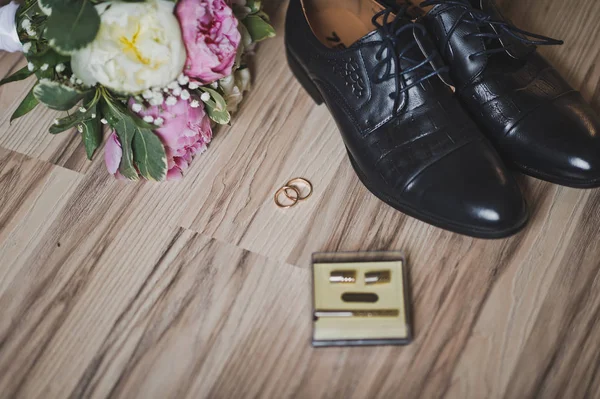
[256,10,271,22]
[132,129,167,181]
[100,99,139,181]
[49,90,99,134]
[49,111,87,134]
[11,88,39,123]
[201,87,231,125]
[101,98,167,181]
[205,103,231,125]
[19,0,45,18]
[45,0,100,54]
[245,0,261,13]
[243,15,276,42]
[33,79,87,111]
[37,0,65,15]
[0,66,34,87]
[35,66,55,81]
[28,48,70,67]
[81,118,102,160]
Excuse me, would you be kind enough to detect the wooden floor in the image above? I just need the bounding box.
[1,0,600,398]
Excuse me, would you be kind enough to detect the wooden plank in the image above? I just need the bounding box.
[0,0,599,398]
[498,0,600,109]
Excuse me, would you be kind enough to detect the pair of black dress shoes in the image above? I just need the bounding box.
[285,0,600,238]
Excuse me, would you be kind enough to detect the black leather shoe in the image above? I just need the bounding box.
[285,0,528,238]
[421,0,600,188]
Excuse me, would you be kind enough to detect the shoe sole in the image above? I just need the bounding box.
[286,47,529,239]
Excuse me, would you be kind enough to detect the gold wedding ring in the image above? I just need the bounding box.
[274,177,313,209]
[284,178,313,201]
[275,185,301,208]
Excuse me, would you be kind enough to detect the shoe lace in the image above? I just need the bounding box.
[419,0,563,60]
[371,7,450,114]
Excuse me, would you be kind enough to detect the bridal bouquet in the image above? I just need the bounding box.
[0,0,274,180]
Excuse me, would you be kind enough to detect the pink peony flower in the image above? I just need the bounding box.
[176,0,241,83]
[105,132,123,176]
[105,98,213,181]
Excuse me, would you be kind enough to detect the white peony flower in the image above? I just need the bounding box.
[71,0,187,94]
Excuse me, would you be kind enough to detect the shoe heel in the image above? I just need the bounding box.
[286,49,324,105]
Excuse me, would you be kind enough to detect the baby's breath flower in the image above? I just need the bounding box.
[149,98,163,106]
[190,100,200,108]
[131,103,143,113]
[22,42,32,53]
[177,74,189,86]
[210,82,219,89]
[77,124,84,133]
[165,96,177,106]
[27,62,35,71]
[201,92,211,102]
[55,63,66,73]
[142,89,154,100]
[40,63,49,71]
[79,107,87,113]
[168,81,179,90]
[21,19,31,29]
[100,118,108,125]
[180,90,190,101]
[150,92,164,106]
[143,115,154,123]
[154,117,164,126]
[172,87,182,97]
[188,82,199,90]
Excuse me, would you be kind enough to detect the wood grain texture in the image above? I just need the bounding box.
[1,1,600,398]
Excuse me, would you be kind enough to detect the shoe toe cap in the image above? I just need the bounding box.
[403,140,528,237]
[506,92,600,187]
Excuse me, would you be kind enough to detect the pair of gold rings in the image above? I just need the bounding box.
[274,178,313,208]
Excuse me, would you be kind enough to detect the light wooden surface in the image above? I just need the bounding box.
[1,1,600,398]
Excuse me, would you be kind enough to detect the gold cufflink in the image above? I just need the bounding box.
[365,270,391,285]
[329,270,356,283]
